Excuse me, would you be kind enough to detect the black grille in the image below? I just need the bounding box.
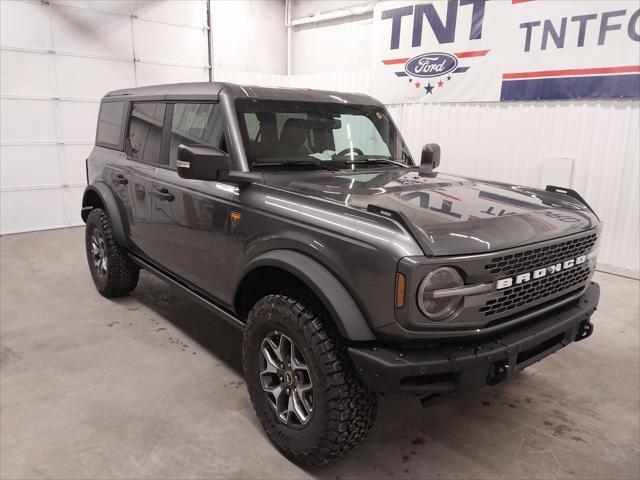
[485,233,597,276]
[479,264,591,317]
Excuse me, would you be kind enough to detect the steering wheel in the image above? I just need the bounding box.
[335,148,364,157]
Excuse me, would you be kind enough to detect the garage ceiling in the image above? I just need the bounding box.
[0,0,209,234]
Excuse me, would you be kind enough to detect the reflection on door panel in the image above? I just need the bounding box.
[150,174,235,298]
[148,102,233,300]
[125,102,165,256]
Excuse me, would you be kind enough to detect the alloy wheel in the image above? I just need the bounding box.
[90,228,108,277]
[259,331,314,427]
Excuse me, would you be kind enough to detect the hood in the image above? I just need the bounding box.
[263,169,599,256]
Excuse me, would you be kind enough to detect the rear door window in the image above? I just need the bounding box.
[96,101,125,148]
[127,102,166,165]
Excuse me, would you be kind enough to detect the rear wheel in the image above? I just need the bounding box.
[85,208,139,298]
[242,292,377,466]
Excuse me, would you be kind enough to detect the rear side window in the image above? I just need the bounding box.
[96,101,125,148]
[169,103,226,168]
[127,102,166,164]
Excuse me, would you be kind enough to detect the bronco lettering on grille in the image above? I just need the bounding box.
[496,255,587,290]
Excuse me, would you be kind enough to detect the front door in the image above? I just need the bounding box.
[147,102,235,300]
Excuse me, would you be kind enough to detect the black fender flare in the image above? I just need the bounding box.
[238,250,376,342]
[81,182,129,247]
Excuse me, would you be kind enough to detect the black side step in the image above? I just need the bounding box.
[128,253,244,331]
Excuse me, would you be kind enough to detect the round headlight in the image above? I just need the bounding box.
[418,267,464,321]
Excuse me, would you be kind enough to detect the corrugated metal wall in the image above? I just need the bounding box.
[216,69,639,272]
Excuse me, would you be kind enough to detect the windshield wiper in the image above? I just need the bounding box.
[342,157,410,168]
[252,160,340,171]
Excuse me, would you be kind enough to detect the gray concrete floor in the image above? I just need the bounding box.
[1,227,638,480]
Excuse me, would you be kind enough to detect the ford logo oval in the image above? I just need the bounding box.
[405,52,458,78]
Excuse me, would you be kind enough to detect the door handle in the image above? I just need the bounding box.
[115,173,128,185]
[152,187,175,202]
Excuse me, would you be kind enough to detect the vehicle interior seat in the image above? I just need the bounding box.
[278,118,312,157]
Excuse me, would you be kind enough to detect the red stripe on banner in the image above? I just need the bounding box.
[455,49,490,58]
[503,65,640,80]
[434,190,462,201]
[512,0,533,4]
[382,58,409,65]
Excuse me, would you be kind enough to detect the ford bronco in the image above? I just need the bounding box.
[81,82,600,465]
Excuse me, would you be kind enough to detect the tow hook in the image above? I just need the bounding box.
[575,320,594,342]
[488,361,510,385]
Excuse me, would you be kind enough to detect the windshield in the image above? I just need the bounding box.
[235,99,413,170]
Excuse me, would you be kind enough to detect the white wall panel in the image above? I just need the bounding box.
[136,64,208,87]
[0,1,51,50]
[214,68,371,95]
[287,69,371,94]
[0,99,56,142]
[213,69,285,88]
[63,144,94,185]
[0,50,53,97]
[1,0,209,235]
[50,0,135,16]
[1,185,86,234]
[133,20,206,66]
[210,0,285,75]
[0,145,62,187]
[49,7,133,59]
[135,0,206,26]
[54,56,135,99]
[1,189,68,234]
[57,101,100,142]
[291,16,372,74]
[292,0,368,18]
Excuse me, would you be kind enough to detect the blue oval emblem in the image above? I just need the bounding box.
[404,52,458,78]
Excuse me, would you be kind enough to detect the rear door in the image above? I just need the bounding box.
[120,101,168,257]
[148,102,235,299]
[94,100,131,214]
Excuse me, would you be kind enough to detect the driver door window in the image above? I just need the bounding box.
[169,103,226,168]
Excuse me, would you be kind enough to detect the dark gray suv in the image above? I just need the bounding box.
[82,82,601,465]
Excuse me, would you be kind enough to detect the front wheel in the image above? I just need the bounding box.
[242,293,377,466]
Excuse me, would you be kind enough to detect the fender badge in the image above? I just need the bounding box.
[230,211,241,226]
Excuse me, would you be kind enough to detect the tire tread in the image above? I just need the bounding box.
[243,292,377,466]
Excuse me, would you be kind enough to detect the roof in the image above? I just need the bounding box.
[103,82,382,106]
[105,82,224,98]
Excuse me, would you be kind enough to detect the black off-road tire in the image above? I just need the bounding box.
[242,292,378,466]
[85,208,139,298]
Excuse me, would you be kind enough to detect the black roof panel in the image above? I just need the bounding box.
[104,82,381,106]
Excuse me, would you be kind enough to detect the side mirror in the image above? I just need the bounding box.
[177,144,230,181]
[421,143,441,171]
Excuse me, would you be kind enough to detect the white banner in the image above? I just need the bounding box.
[371,0,640,103]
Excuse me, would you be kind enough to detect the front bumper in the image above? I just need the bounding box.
[349,281,599,395]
